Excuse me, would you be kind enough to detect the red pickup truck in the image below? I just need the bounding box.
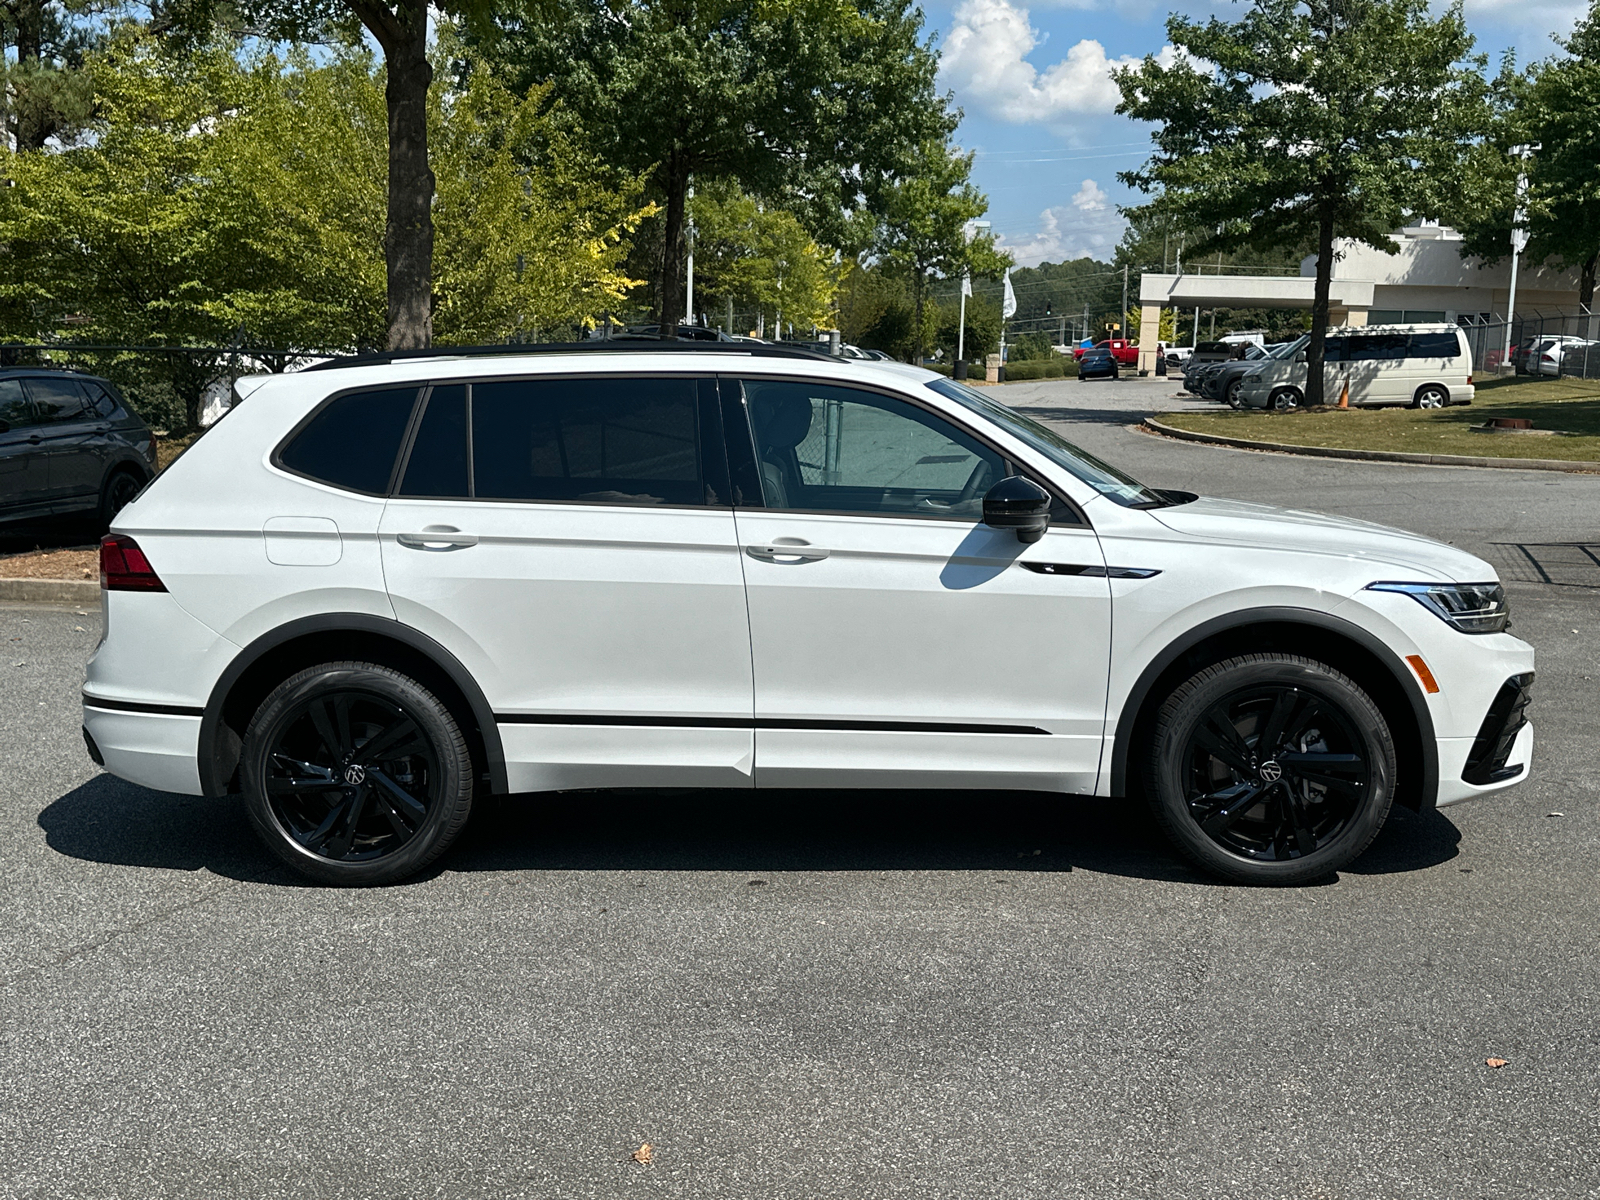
[1073,338,1139,366]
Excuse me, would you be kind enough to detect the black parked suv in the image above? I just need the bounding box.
[0,369,157,527]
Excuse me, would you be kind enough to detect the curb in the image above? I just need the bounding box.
[0,578,100,604]
[1142,417,1600,474]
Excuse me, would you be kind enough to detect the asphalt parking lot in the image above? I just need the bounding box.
[4,377,1598,1199]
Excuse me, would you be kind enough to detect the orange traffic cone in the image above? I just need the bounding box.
[1337,377,1349,409]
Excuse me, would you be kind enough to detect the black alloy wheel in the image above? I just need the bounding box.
[100,470,143,524]
[241,662,475,885]
[1144,654,1395,885]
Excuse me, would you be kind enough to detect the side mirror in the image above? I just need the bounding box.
[983,476,1051,544]
[1294,350,1307,364]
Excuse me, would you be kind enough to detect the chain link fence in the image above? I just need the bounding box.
[1457,311,1600,381]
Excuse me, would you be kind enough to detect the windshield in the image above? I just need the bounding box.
[926,378,1166,507]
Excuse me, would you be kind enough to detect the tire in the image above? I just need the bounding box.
[1269,387,1302,412]
[1142,653,1396,885]
[240,661,475,885]
[1225,378,1244,408]
[1412,385,1449,410]
[100,469,143,525]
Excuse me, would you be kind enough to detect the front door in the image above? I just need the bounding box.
[728,377,1112,794]
[378,375,755,793]
[24,377,105,506]
[0,379,48,517]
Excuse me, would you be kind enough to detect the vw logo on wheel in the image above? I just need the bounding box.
[343,764,367,786]
[1259,761,1283,783]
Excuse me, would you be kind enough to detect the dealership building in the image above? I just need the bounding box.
[1136,223,1591,374]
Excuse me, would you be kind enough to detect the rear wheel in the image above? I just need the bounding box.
[99,469,143,525]
[240,662,475,885]
[1412,385,1449,410]
[1142,654,1396,885]
[1269,387,1302,412]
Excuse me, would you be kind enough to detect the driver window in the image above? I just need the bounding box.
[741,379,1005,517]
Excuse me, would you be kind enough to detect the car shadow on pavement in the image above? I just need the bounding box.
[40,774,1461,886]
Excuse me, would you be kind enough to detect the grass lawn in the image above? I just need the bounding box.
[1155,376,1600,463]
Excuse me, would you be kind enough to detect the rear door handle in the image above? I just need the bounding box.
[746,544,829,563]
[397,526,478,550]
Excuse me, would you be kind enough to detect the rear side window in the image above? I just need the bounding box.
[0,379,35,428]
[83,382,119,417]
[399,385,469,498]
[1409,332,1461,358]
[471,377,702,505]
[278,387,418,495]
[26,377,88,422]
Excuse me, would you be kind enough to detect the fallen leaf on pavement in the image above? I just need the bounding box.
[1486,1058,1508,1069]
[632,1143,653,1164]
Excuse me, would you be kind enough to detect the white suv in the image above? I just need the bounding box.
[83,345,1535,886]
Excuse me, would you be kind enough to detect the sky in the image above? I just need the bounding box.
[926,0,1596,267]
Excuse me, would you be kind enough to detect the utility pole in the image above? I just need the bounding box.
[727,295,734,336]
[1122,264,1129,337]
[1503,143,1539,370]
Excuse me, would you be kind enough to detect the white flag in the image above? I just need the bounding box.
[961,271,972,297]
[1002,269,1017,318]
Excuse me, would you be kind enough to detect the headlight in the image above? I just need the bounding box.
[1367,581,1509,634]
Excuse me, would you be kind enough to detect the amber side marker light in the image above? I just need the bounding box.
[1406,654,1441,694]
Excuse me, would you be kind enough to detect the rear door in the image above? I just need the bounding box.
[0,379,48,516]
[378,374,755,793]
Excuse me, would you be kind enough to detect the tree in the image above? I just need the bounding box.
[497,0,954,335]
[688,185,842,335]
[870,139,1008,361]
[1456,5,1600,309]
[1115,0,1490,405]
[1,0,97,148]
[0,29,651,424]
[199,0,509,349]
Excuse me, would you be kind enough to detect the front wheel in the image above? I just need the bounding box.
[1225,378,1245,408]
[241,662,476,885]
[1269,387,1302,412]
[1142,654,1396,885]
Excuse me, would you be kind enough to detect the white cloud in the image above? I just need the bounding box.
[996,184,1125,267]
[1071,178,1109,211]
[940,0,1186,127]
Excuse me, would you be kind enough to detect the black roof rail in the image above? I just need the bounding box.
[302,340,845,372]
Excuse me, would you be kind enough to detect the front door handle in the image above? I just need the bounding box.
[746,543,830,563]
[397,526,478,550]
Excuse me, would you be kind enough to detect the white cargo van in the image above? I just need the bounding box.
[1236,324,1474,410]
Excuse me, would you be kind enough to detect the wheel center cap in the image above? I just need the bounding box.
[343,764,367,786]
[1259,761,1283,783]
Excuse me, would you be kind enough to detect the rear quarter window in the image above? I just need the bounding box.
[277,387,420,495]
[1408,332,1462,358]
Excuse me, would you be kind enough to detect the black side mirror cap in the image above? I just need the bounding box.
[983,475,1051,543]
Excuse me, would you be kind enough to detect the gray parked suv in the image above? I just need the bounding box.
[0,369,157,526]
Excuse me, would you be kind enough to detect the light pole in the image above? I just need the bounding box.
[1502,143,1539,371]
[956,220,989,380]
[685,180,694,331]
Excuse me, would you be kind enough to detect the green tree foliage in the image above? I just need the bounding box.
[182,0,506,349]
[1115,0,1490,404]
[1,0,97,148]
[1456,4,1600,309]
[870,139,1009,360]
[496,0,954,334]
[688,184,842,335]
[0,29,649,425]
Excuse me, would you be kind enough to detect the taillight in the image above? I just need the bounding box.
[100,535,166,592]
